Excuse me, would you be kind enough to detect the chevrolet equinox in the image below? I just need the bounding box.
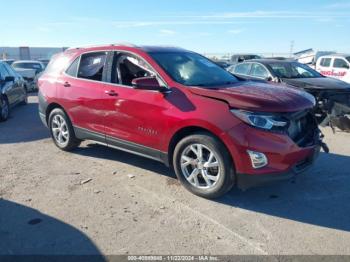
[38,44,323,198]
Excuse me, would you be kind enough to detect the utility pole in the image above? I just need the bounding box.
[289,40,295,58]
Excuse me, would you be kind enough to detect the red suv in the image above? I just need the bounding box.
[38,44,323,198]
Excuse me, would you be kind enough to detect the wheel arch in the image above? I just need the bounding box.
[167,125,235,170]
[45,102,66,124]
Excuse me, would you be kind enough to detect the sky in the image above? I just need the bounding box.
[1,0,350,54]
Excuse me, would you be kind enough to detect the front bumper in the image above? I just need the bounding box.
[236,145,321,190]
[222,118,323,189]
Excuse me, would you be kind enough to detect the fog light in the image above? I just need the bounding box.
[247,150,268,169]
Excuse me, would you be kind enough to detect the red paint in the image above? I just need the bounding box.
[39,44,318,176]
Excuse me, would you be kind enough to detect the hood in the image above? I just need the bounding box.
[189,81,315,113]
[282,77,350,91]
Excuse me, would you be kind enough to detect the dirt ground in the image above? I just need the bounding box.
[1,94,350,256]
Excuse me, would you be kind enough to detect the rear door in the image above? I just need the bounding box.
[316,57,333,77]
[57,51,108,138]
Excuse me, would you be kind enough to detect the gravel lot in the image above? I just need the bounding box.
[1,94,350,256]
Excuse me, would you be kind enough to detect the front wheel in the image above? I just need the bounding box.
[173,132,235,199]
[48,108,81,151]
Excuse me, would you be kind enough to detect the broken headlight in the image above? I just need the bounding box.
[231,110,288,131]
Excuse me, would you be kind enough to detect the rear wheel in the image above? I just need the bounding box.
[0,95,9,122]
[173,132,235,199]
[48,108,81,151]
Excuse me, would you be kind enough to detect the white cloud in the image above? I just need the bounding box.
[159,29,177,35]
[36,26,51,32]
[171,10,349,19]
[228,29,244,34]
[324,2,350,9]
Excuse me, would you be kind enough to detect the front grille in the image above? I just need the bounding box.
[287,110,317,147]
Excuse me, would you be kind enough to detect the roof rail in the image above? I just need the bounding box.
[65,42,138,51]
[110,42,138,47]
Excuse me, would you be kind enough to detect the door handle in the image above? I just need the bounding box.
[105,90,118,96]
[63,82,71,87]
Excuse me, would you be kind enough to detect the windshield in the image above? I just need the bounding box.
[12,63,43,70]
[150,52,238,87]
[269,62,322,79]
[346,57,350,63]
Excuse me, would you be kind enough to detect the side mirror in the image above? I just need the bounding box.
[132,77,164,91]
[4,76,15,82]
[265,76,273,81]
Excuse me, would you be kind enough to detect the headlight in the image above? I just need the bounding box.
[231,110,288,130]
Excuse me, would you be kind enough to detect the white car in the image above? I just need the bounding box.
[12,60,46,91]
[316,54,350,83]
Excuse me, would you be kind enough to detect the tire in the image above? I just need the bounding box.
[0,95,10,122]
[48,108,81,151]
[173,132,235,199]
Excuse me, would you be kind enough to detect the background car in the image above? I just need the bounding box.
[12,60,45,91]
[228,59,350,132]
[0,61,27,121]
[230,54,261,65]
[316,54,350,83]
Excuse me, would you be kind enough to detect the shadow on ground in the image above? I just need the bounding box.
[72,141,350,232]
[74,143,174,178]
[0,98,49,144]
[0,199,105,258]
[218,152,350,232]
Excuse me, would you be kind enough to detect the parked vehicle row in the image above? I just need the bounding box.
[0,61,27,121]
[38,44,326,199]
[0,59,50,93]
[228,59,350,132]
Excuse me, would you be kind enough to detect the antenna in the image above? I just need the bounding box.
[289,40,295,58]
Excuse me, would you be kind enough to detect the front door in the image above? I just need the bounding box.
[102,52,170,156]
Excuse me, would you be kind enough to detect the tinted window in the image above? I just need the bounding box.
[78,52,107,81]
[234,63,251,75]
[270,62,322,79]
[347,57,350,63]
[12,62,43,70]
[333,58,349,69]
[320,58,331,67]
[250,63,269,78]
[66,57,79,77]
[150,52,238,87]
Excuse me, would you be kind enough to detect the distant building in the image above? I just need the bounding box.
[0,47,68,60]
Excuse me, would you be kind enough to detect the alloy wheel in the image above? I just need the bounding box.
[180,143,221,189]
[51,115,70,146]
